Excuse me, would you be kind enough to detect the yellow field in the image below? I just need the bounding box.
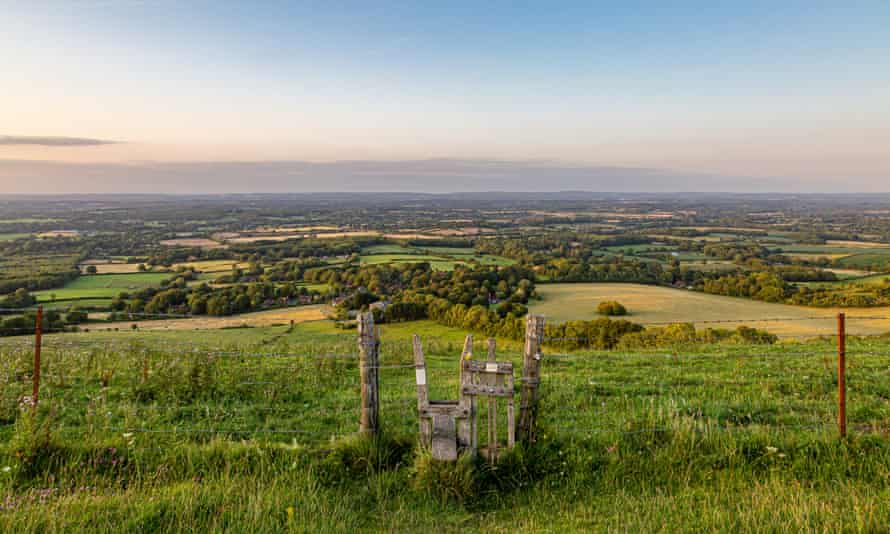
[93,305,331,331]
[171,260,250,273]
[530,283,890,337]
[159,238,225,249]
[826,240,890,248]
[784,252,851,261]
[79,262,144,274]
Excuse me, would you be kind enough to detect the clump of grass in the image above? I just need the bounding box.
[7,400,63,481]
[317,432,413,485]
[478,440,568,493]
[410,451,477,504]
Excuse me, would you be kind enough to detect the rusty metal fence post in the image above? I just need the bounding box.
[358,312,379,436]
[838,312,846,438]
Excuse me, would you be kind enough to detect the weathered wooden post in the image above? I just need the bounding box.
[32,306,43,411]
[459,334,474,454]
[358,312,379,436]
[413,334,431,444]
[518,314,545,444]
[838,312,846,438]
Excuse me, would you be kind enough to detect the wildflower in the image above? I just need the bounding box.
[286,506,295,521]
[766,446,778,454]
[122,433,134,439]
[2,466,11,473]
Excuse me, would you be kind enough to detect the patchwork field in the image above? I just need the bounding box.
[530,283,890,337]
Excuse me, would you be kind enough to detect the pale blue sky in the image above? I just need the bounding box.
[1,1,889,192]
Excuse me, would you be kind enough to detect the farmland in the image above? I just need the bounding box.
[530,283,890,337]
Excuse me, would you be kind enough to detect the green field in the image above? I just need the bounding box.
[529,283,890,337]
[0,233,30,242]
[837,254,890,269]
[32,273,171,302]
[3,321,890,530]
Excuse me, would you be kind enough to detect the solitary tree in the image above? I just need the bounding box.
[597,300,627,316]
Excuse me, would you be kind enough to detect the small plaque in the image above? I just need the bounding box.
[415,368,427,386]
[485,362,499,373]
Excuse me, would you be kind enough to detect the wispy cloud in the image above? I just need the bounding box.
[0,135,119,147]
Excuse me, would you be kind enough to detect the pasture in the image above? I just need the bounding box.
[3,320,890,530]
[0,233,29,242]
[32,273,171,302]
[530,283,890,337]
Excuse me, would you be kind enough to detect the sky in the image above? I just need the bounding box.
[1,1,889,193]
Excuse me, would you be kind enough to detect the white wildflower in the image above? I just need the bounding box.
[766,446,778,454]
[2,466,11,473]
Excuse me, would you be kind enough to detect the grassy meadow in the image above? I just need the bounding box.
[3,319,890,531]
[32,273,171,303]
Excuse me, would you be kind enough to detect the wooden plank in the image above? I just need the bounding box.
[462,360,513,374]
[462,383,513,397]
[431,414,458,461]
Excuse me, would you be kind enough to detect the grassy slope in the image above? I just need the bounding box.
[3,321,890,531]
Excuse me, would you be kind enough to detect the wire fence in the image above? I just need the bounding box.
[1,312,889,450]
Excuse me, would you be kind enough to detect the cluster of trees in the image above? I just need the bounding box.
[110,274,324,317]
[0,288,35,308]
[789,282,890,307]
[703,242,770,262]
[230,238,368,261]
[700,272,791,303]
[0,310,71,337]
[772,265,838,282]
[616,323,777,349]
[544,318,644,350]
[702,271,890,307]
[597,300,627,316]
